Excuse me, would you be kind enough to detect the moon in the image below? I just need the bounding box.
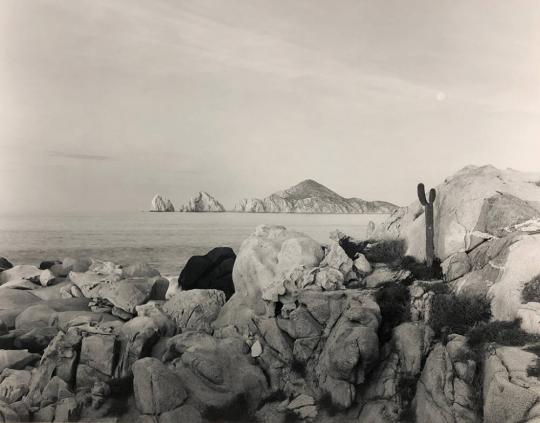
[436,91,446,101]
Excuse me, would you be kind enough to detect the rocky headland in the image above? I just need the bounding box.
[234,179,398,213]
[2,165,540,422]
[179,192,226,212]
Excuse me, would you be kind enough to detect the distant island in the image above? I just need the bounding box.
[178,192,226,212]
[234,179,398,214]
[150,179,398,213]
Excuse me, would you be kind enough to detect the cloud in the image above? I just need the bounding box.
[47,151,111,161]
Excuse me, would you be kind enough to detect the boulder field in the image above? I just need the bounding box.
[2,166,540,422]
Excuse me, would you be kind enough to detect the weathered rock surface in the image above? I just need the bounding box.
[0,369,31,404]
[234,179,397,213]
[178,247,236,300]
[179,192,225,212]
[0,265,41,285]
[163,289,225,333]
[0,350,39,373]
[133,357,187,415]
[164,331,269,414]
[232,225,324,306]
[413,335,479,423]
[483,346,540,423]
[115,316,159,378]
[151,194,175,212]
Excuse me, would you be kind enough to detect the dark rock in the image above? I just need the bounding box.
[178,247,236,300]
[0,258,13,273]
[39,260,62,271]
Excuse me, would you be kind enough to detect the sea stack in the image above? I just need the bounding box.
[150,194,175,212]
[179,192,226,212]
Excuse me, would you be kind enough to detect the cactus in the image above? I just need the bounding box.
[417,183,436,267]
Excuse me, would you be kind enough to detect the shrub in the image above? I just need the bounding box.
[527,361,540,378]
[397,375,418,422]
[362,239,407,265]
[415,280,450,295]
[284,409,301,423]
[291,358,307,377]
[522,274,540,303]
[401,256,443,280]
[318,393,340,417]
[375,282,411,343]
[525,344,540,378]
[429,294,491,337]
[466,319,540,348]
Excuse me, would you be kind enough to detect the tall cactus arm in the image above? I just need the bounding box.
[417,183,427,205]
[429,188,436,203]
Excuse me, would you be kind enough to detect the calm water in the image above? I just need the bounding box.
[0,212,388,277]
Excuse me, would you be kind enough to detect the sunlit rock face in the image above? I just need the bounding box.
[179,191,225,212]
[373,165,540,262]
[151,194,175,212]
[234,179,397,213]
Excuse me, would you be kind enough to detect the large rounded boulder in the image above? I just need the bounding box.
[232,225,324,303]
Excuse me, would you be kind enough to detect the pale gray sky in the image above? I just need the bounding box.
[1,0,540,213]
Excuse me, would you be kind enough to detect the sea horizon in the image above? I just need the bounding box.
[0,211,389,277]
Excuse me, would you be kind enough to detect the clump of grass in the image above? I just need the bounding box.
[466,319,540,348]
[362,239,407,266]
[375,282,411,343]
[414,280,449,295]
[429,294,491,337]
[522,274,540,303]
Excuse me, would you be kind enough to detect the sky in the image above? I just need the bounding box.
[1,0,540,213]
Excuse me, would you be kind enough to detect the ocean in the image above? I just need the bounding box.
[0,212,389,278]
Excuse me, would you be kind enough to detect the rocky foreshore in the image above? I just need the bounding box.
[2,165,540,422]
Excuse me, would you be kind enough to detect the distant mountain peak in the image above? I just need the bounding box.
[235,180,398,214]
